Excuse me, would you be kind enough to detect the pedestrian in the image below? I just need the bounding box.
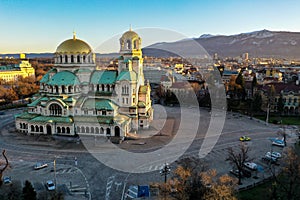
[75,157,77,166]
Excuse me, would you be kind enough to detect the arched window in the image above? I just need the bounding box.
[68,86,72,93]
[49,103,62,116]
[55,85,59,93]
[66,127,70,133]
[83,55,86,63]
[133,40,138,49]
[20,123,22,129]
[91,127,94,133]
[100,127,104,134]
[77,55,80,63]
[126,40,131,49]
[81,127,85,133]
[65,55,68,63]
[86,127,89,133]
[97,85,100,91]
[107,85,110,92]
[40,126,43,133]
[31,125,34,132]
[96,127,99,134]
[60,55,63,63]
[62,127,65,133]
[101,84,105,91]
[57,127,61,133]
[77,126,80,133]
[35,125,39,132]
[71,55,74,63]
[62,85,66,94]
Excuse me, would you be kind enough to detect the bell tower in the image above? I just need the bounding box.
[118,28,143,76]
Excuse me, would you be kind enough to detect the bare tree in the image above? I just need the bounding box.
[0,150,9,186]
[226,144,250,185]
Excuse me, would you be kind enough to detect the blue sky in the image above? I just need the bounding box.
[1,0,300,53]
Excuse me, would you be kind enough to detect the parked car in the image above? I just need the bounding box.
[46,180,55,191]
[34,162,48,170]
[272,139,285,147]
[266,151,282,159]
[229,169,251,178]
[242,169,252,178]
[3,176,12,185]
[244,162,257,170]
[262,155,277,163]
[229,169,240,177]
[240,136,251,142]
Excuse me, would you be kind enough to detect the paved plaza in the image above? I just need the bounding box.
[0,106,298,199]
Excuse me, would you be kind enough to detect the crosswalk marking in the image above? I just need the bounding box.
[105,176,115,200]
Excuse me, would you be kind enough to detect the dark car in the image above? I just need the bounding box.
[242,169,252,178]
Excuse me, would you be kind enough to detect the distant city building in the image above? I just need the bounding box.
[242,53,249,60]
[15,30,153,137]
[0,54,35,82]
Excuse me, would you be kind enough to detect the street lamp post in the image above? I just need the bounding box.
[160,163,171,184]
[160,163,171,200]
[266,101,270,125]
[54,157,57,191]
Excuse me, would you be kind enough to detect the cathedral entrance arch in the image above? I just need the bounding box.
[46,124,52,135]
[115,126,120,137]
[106,128,111,136]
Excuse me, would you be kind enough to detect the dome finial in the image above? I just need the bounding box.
[73,31,76,40]
[129,24,132,31]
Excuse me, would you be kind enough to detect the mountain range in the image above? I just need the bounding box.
[2,30,300,59]
[144,29,300,59]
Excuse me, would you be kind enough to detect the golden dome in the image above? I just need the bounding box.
[56,34,92,54]
[121,30,139,40]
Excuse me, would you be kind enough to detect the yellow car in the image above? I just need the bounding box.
[239,136,251,142]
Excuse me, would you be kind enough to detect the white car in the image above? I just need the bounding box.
[46,180,55,191]
[244,162,257,170]
[264,152,278,162]
[34,162,48,170]
[272,140,285,147]
[266,151,282,159]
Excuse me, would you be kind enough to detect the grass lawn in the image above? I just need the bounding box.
[238,180,273,200]
[254,115,300,125]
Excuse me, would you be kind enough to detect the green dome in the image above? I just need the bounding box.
[116,70,137,81]
[48,71,80,86]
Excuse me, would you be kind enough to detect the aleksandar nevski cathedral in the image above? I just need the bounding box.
[15,29,153,138]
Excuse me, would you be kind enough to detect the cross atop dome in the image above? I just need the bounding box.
[73,31,76,40]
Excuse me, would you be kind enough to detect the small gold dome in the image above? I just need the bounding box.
[121,30,139,40]
[56,34,92,54]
